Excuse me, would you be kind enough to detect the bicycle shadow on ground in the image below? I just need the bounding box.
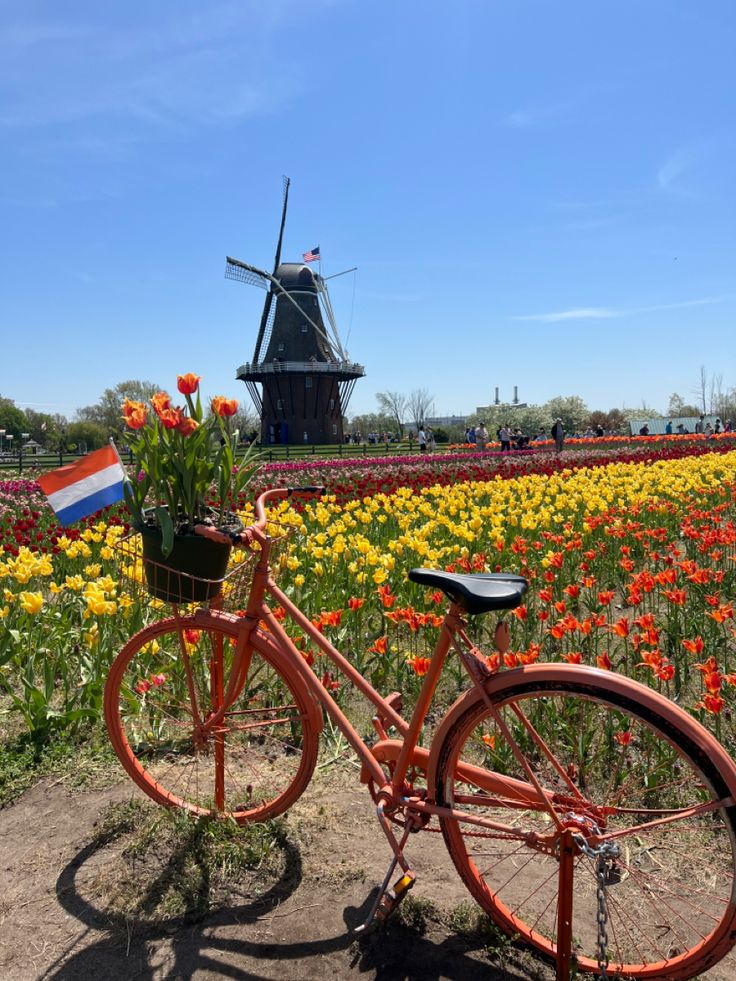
[42,825,545,981]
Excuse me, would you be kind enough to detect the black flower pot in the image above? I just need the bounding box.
[137,524,232,604]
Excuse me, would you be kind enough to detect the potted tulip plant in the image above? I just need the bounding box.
[121,372,259,601]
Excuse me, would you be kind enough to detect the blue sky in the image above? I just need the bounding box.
[1,0,734,421]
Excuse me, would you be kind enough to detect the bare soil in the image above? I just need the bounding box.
[1,766,734,981]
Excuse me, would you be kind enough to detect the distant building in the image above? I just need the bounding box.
[628,415,719,436]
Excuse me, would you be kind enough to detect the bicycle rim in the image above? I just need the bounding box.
[435,675,736,978]
[105,614,319,822]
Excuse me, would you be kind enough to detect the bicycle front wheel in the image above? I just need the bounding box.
[105,613,320,823]
[434,665,736,978]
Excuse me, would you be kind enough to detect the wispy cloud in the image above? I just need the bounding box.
[657,145,699,194]
[502,99,576,129]
[511,296,723,323]
[0,3,316,130]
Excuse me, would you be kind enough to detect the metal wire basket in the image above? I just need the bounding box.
[114,531,259,611]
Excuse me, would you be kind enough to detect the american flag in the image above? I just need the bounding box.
[302,246,320,263]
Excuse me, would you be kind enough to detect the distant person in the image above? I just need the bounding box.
[595,423,604,437]
[418,426,427,452]
[639,424,650,436]
[705,422,714,437]
[715,418,722,434]
[476,421,489,452]
[695,415,705,434]
[468,426,477,445]
[665,420,673,435]
[427,427,436,452]
[551,418,565,453]
[676,423,687,434]
[499,424,511,452]
[725,420,733,433]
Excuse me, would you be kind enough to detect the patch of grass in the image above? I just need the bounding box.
[447,902,519,967]
[0,726,117,807]
[89,798,292,924]
[395,893,439,934]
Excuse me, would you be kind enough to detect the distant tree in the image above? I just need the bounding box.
[544,396,589,435]
[667,393,701,418]
[0,396,29,440]
[66,421,108,452]
[23,408,60,448]
[76,379,160,437]
[693,366,709,415]
[231,405,261,442]
[407,388,435,429]
[474,404,552,439]
[621,403,664,422]
[347,412,396,438]
[376,391,408,436]
[712,387,736,425]
[587,409,627,434]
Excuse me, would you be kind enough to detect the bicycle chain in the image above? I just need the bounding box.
[573,834,621,980]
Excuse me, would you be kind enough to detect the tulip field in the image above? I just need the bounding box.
[2,437,736,761]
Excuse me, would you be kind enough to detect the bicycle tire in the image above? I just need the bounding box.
[433,664,736,978]
[104,612,320,823]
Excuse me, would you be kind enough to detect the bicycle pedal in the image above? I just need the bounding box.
[375,871,416,922]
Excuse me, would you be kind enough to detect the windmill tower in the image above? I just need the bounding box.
[227,178,364,445]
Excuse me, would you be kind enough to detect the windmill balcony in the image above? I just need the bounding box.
[237,359,365,380]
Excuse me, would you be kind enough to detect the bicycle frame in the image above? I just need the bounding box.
[191,510,564,848]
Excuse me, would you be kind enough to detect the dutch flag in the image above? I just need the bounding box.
[38,444,128,526]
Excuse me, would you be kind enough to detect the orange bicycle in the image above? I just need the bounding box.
[104,487,736,980]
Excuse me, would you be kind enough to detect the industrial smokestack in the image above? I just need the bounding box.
[494,387,500,405]
[513,386,519,404]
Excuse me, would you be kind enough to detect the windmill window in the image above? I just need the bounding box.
[278,343,285,353]
[332,424,338,435]
[305,377,313,388]
[277,399,284,410]
[329,399,335,410]
[301,324,308,333]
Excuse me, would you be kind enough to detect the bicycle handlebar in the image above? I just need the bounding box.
[194,486,325,545]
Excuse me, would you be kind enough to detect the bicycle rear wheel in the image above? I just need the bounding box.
[434,665,736,978]
[105,613,320,823]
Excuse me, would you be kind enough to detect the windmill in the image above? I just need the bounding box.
[228,177,364,445]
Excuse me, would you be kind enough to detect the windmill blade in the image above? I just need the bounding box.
[272,176,290,274]
[225,257,269,289]
[252,290,276,364]
[315,278,348,361]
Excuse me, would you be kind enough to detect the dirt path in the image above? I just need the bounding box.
[1,770,734,981]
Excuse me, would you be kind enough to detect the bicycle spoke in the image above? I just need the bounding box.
[107,617,318,822]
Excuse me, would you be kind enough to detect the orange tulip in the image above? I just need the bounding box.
[699,693,725,714]
[369,636,388,655]
[211,396,238,417]
[682,636,704,655]
[150,392,171,416]
[176,416,199,437]
[122,398,148,430]
[561,651,583,664]
[158,407,184,430]
[177,373,201,395]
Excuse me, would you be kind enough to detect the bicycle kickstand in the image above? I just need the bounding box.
[354,802,417,933]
